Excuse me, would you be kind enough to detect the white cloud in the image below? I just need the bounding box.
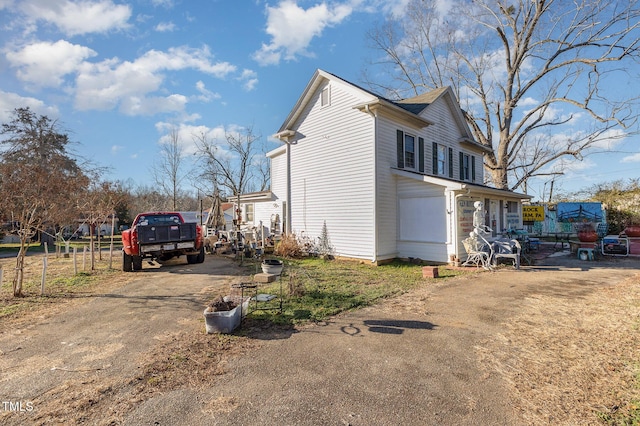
[6,40,97,87]
[588,128,626,150]
[155,121,229,155]
[74,46,236,114]
[0,90,59,122]
[253,0,355,66]
[239,69,258,91]
[18,0,132,36]
[155,21,176,32]
[111,145,124,155]
[621,152,640,163]
[151,0,174,7]
[194,81,220,102]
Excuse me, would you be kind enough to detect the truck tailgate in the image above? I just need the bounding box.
[137,223,197,244]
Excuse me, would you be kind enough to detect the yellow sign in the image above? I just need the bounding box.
[522,206,544,222]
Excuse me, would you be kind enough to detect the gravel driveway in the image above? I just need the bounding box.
[0,252,638,425]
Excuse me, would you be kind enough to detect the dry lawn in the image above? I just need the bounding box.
[477,273,640,425]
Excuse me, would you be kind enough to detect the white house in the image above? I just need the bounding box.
[242,69,530,264]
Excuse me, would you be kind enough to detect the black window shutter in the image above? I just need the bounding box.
[396,130,404,168]
[418,137,425,173]
[471,156,476,182]
[459,151,464,180]
[432,142,438,174]
[448,147,454,178]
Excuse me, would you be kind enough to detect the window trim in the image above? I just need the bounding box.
[321,85,330,107]
[433,143,447,176]
[396,130,424,172]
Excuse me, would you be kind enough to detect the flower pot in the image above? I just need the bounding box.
[623,226,640,237]
[261,259,283,275]
[577,230,598,242]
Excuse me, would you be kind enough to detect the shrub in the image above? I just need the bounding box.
[274,233,303,258]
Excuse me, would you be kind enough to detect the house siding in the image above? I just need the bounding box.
[288,79,376,259]
[420,98,485,183]
[375,115,403,259]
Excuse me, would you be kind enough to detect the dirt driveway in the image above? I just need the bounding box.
[0,253,638,425]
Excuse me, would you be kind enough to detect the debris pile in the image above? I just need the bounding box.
[205,296,237,313]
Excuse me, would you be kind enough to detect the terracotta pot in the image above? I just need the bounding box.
[623,226,640,237]
[577,230,598,242]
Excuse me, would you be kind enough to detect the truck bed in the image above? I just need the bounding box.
[137,223,197,245]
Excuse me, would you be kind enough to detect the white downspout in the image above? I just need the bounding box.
[364,104,378,263]
[286,140,292,234]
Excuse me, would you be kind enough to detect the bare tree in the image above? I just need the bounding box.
[151,127,188,210]
[76,179,129,268]
[193,125,265,198]
[365,0,639,191]
[0,107,89,296]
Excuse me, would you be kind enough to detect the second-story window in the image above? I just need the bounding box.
[396,130,424,172]
[432,143,446,176]
[404,134,415,169]
[458,152,477,182]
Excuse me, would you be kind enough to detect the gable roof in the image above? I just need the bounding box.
[395,86,449,115]
[275,69,490,154]
[275,69,434,138]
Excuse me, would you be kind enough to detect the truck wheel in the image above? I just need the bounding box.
[197,246,205,263]
[123,253,133,272]
[132,255,143,271]
[187,253,198,264]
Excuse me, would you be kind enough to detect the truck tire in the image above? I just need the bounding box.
[197,246,205,263]
[132,255,143,271]
[187,252,198,264]
[123,252,133,272]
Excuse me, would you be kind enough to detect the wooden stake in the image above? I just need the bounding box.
[40,257,47,295]
[73,247,78,275]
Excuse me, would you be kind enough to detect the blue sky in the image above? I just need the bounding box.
[0,0,638,203]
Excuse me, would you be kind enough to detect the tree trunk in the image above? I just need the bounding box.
[12,240,27,297]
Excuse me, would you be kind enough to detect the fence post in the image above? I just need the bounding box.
[73,247,78,275]
[40,257,48,295]
[82,246,87,271]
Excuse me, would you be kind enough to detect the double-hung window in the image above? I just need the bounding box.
[432,143,447,176]
[396,130,424,172]
[244,203,254,222]
[404,134,415,169]
[458,152,477,182]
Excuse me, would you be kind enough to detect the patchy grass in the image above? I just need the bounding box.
[240,257,467,324]
[0,250,131,322]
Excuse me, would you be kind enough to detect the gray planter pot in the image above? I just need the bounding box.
[261,259,283,275]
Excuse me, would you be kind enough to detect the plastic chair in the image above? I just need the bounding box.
[492,239,521,269]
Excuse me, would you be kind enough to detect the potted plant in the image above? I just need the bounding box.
[575,222,598,242]
[622,214,640,237]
